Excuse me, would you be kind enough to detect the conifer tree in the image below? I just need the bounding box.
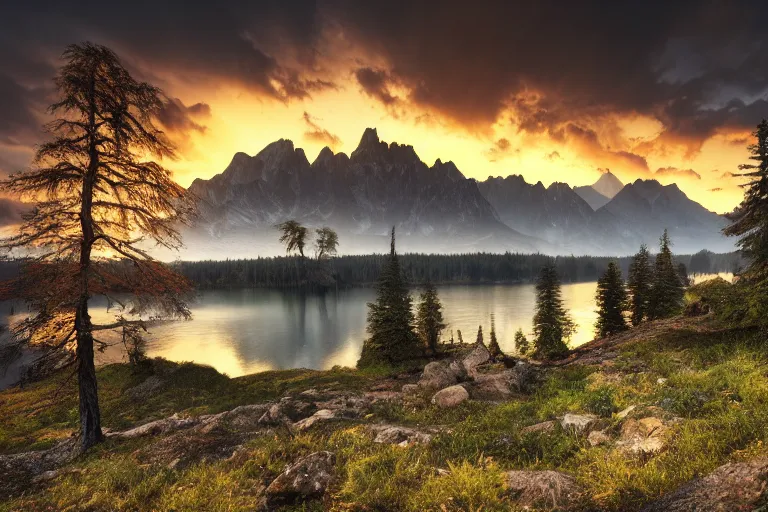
[595,261,629,338]
[358,227,419,366]
[627,244,653,326]
[725,120,768,276]
[488,314,503,359]
[0,43,194,450]
[416,280,446,354]
[648,230,685,319]
[457,330,464,345]
[723,120,768,325]
[476,325,484,345]
[514,328,529,355]
[532,264,574,359]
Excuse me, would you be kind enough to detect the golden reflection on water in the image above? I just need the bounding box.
[83,282,600,376]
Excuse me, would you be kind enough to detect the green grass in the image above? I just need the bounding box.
[3,317,768,511]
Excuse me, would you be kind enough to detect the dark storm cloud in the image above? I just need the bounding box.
[354,68,399,106]
[3,0,768,170]
[328,0,768,149]
[302,112,341,148]
[156,98,211,135]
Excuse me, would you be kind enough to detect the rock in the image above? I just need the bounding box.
[401,384,419,395]
[292,409,336,432]
[521,420,557,436]
[418,361,461,392]
[470,362,538,399]
[587,429,611,447]
[431,385,469,408]
[656,378,668,385]
[560,413,599,434]
[364,391,401,402]
[112,413,199,439]
[265,451,336,507]
[615,405,636,420]
[617,417,669,455]
[471,372,514,400]
[448,360,469,381]
[641,457,768,512]
[462,342,491,377]
[505,470,582,510]
[371,425,432,446]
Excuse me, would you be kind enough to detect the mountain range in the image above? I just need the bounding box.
[181,128,733,258]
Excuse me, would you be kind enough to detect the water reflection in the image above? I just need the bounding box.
[84,283,598,376]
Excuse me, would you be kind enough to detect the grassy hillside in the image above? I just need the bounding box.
[1,314,767,510]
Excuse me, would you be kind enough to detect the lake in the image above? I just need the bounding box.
[2,274,734,381]
[77,282,600,376]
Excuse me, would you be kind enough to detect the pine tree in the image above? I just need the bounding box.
[514,328,529,355]
[457,330,464,345]
[358,227,420,366]
[0,44,194,450]
[627,244,653,326]
[488,314,503,359]
[476,325,484,345]
[532,264,575,359]
[723,120,768,326]
[595,261,629,338]
[725,120,768,277]
[416,280,446,355]
[648,230,685,319]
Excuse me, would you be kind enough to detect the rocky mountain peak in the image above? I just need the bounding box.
[593,171,624,198]
[431,159,465,181]
[351,127,385,158]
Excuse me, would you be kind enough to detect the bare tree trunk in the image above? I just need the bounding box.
[75,298,101,450]
[76,67,102,451]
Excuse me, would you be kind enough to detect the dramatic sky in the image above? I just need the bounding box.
[3,0,768,213]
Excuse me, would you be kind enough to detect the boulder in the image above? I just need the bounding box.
[560,413,600,434]
[401,384,419,395]
[371,425,432,446]
[617,417,669,455]
[431,385,470,408]
[587,429,611,447]
[521,420,557,436]
[462,342,491,377]
[641,457,768,512]
[470,372,514,400]
[292,409,336,432]
[265,451,336,507]
[505,470,582,510]
[418,361,461,392]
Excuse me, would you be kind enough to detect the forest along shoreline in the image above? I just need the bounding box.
[2,251,742,291]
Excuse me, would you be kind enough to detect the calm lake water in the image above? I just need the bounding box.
[79,282,600,377]
[0,274,732,382]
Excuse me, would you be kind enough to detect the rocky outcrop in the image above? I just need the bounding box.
[292,409,337,432]
[431,385,470,408]
[418,361,463,392]
[505,470,583,510]
[265,451,336,508]
[560,413,600,434]
[370,425,433,446]
[461,342,491,377]
[617,417,670,455]
[468,361,536,400]
[641,457,768,511]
